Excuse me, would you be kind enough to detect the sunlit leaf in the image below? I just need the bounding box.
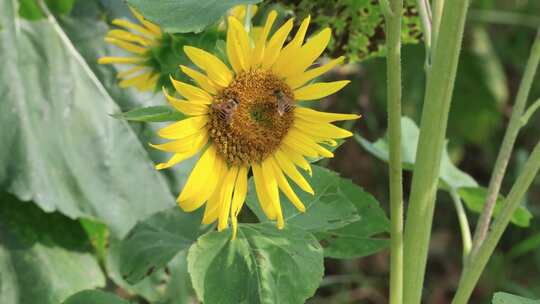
[187,223,324,304]
[246,165,389,258]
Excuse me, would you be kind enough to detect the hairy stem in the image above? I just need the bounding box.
[382,0,404,303]
[469,29,540,261]
[453,141,540,304]
[450,190,472,261]
[402,1,470,303]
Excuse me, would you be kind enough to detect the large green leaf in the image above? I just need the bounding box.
[0,193,105,304]
[111,105,185,123]
[458,187,532,227]
[246,165,389,258]
[63,290,129,304]
[126,0,261,33]
[0,0,175,238]
[187,223,324,304]
[316,178,390,259]
[492,292,540,304]
[118,207,208,284]
[246,166,360,232]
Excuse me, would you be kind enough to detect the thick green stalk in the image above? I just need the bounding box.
[469,29,540,260]
[382,0,404,303]
[452,141,540,304]
[402,1,470,303]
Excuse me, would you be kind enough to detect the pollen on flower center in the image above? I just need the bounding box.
[208,69,295,166]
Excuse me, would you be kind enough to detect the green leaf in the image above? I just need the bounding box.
[246,166,360,232]
[118,207,209,284]
[187,223,324,304]
[246,165,389,258]
[19,0,76,20]
[492,292,540,304]
[0,193,105,304]
[316,178,390,259]
[63,290,130,304]
[356,116,478,190]
[458,187,532,227]
[0,0,175,238]
[111,105,185,122]
[126,0,262,33]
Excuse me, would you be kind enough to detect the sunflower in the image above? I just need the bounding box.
[153,11,359,238]
[98,8,162,92]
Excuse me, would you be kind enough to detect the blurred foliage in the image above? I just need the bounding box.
[277,0,422,62]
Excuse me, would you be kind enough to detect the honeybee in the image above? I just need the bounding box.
[274,89,294,116]
[212,98,239,125]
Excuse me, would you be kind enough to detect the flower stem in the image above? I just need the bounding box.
[469,28,540,261]
[452,141,540,304]
[431,0,445,56]
[402,1,470,303]
[381,0,404,303]
[450,190,472,261]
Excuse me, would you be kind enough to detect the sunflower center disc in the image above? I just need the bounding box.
[208,70,295,166]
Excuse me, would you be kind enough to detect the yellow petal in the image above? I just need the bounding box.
[279,28,331,78]
[230,166,248,240]
[261,159,284,229]
[294,119,353,139]
[129,7,162,36]
[183,46,232,87]
[98,56,145,64]
[105,37,147,54]
[157,116,208,139]
[118,72,152,89]
[279,145,312,176]
[116,66,145,79]
[141,73,159,91]
[289,128,335,158]
[150,132,207,152]
[218,166,239,231]
[252,163,277,220]
[231,166,249,217]
[272,16,310,74]
[226,21,244,73]
[227,17,252,70]
[268,156,306,212]
[283,132,319,158]
[251,10,277,67]
[201,170,226,225]
[295,106,361,122]
[262,18,294,69]
[180,65,219,94]
[274,149,314,195]
[178,146,223,211]
[286,56,345,89]
[112,19,156,38]
[162,87,209,116]
[294,80,350,101]
[154,136,207,170]
[170,77,213,103]
[106,29,152,46]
